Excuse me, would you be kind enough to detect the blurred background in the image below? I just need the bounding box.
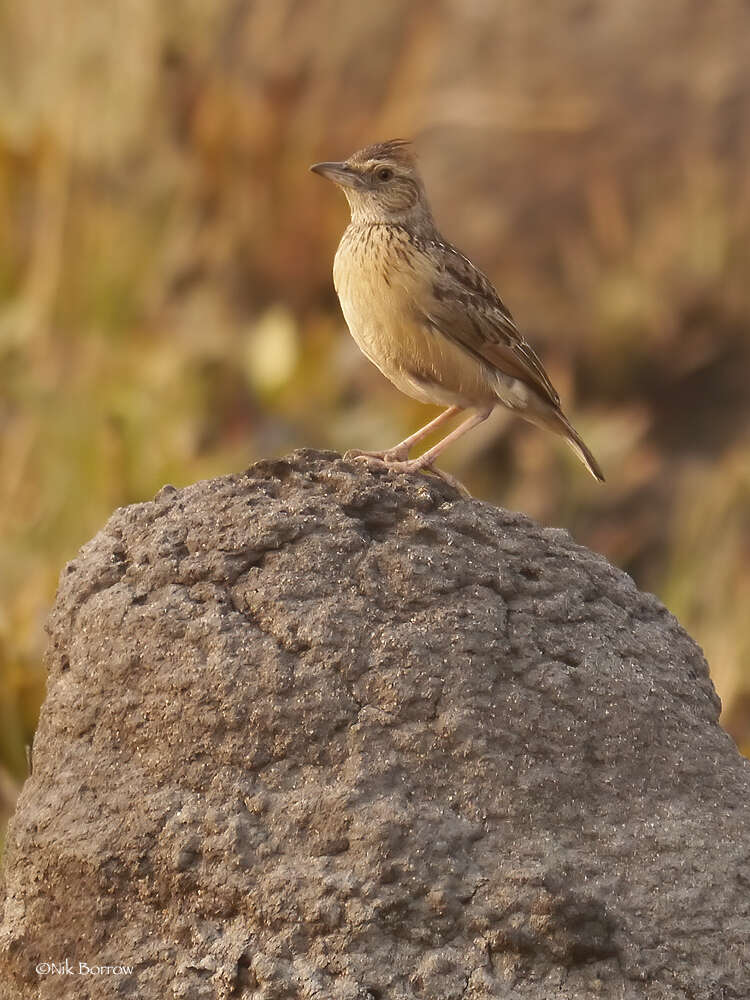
[1,0,749,839]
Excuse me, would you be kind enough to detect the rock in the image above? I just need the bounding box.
[1,449,748,999]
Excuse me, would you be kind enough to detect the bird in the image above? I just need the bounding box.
[310,139,604,493]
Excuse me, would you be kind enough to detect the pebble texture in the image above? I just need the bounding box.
[1,449,748,999]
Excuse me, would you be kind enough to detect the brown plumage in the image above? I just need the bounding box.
[310,140,604,491]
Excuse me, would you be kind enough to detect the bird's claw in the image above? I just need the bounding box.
[381,457,473,499]
[343,449,388,470]
[344,446,411,464]
[420,462,472,498]
[344,449,471,498]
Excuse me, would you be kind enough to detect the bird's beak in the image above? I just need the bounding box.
[309,161,363,190]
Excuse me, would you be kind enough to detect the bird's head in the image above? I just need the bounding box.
[310,140,432,228]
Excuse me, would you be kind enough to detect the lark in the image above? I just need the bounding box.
[310,140,604,492]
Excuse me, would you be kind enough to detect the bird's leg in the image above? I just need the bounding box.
[386,408,493,493]
[384,405,461,460]
[345,406,460,464]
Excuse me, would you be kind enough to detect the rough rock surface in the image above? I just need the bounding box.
[1,449,748,1000]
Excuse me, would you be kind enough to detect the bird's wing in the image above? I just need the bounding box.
[417,240,560,408]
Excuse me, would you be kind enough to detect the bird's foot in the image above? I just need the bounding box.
[344,449,471,498]
[344,444,411,464]
[384,457,472,499]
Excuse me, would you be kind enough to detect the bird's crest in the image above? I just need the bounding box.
[348,139,415,167]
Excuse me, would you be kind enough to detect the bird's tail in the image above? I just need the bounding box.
[524,405,605,482]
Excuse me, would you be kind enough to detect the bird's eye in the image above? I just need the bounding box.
[376,167,393,182]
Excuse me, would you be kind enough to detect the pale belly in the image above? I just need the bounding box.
[333,230,498,409]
